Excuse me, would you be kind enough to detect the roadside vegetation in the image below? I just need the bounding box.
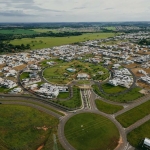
[95,99,123,114]
[127,120,150,149]
[56,86,81,109]
[64,113,119,150]
[57,92,70,99]
[0,105,64,150]
[92,84,143,102]
[116,100,150,127]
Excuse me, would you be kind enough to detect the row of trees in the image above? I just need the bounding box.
[0,42,30,54]
[0,31,83,41]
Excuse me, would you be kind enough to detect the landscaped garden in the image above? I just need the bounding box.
[43,60,109,84]
[64,113,119,150]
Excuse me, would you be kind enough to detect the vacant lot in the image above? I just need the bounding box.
[92,85,143,102]
[102,83,126,94]
[10,33,115,49]
[64,113,119,150]
[116,100,150,128]
[57,92,70,99]
[95,99,123,114]
[0,105,64,150]
[127,120,150,148]
[20,72,29,80]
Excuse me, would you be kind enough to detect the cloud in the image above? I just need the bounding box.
[72,6,86,10]
[0,0,149,22]
[0,10,35,17]
[104,7,114,10]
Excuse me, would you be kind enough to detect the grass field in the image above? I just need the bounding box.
[57,86,81,108]
[95,99,123,114]
[43,60,109,84]
[0,105,64,150]
[127,120,150,148]
[20,72,29,80]
[102,83,126,94]
[57,92,70,99]
[0,29,37,35]
[105,27,116,31]
[116,100,150,128]
[10,33,115,49]
[32,29,58,33]
[92,84,143,102]
[64,113,119,150]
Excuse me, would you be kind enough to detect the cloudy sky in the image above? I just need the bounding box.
[0,0,150,22]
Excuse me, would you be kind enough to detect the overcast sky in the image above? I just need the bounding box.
[0,0,150,22]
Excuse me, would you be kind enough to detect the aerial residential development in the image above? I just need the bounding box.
[0,1,150,150]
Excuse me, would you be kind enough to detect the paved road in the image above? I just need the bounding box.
[114,94,150,117]
[0,101,62,119]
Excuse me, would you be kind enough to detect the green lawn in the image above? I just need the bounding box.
[20,72,29,80]
[64,113,119,150]
[57,92,70,99]
[57,86,81,108]
[43,60,109,84]
[0,105,64,150]
[95,99,123,114]
[10,33,115,49]
[102,83,126,94]
[127,120,150,149]
[0,29,37,35]
[92,84,143,102]
[116,100,150,128]
[105,26,116,31]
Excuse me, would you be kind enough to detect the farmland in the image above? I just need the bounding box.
[10,33,115,49]
[64,113,119,150]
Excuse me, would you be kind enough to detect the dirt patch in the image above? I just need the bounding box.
[37,145,44,150]
[131,68,147,77]
[36,126,49,131]
[115,137,123,149]
[137,81,150,90]
[13,64,27,71]
[0,64,6,70]
[124,63,139,69]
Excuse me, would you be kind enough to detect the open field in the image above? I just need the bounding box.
[0,29,37,35]
[57,92,70,99]
[10,33,115,50]
[127,120,150,149]
[92,84,143,102]
[43,60,109,84]
[32,29,59,33]
[101,83,126,94]
[0,105,64,150]
[116,100,150,128]
[95,99,123,114]
[64,113,119,150]
[105,26,116,31]
[20,72,29,80]
[57,86,81,108]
